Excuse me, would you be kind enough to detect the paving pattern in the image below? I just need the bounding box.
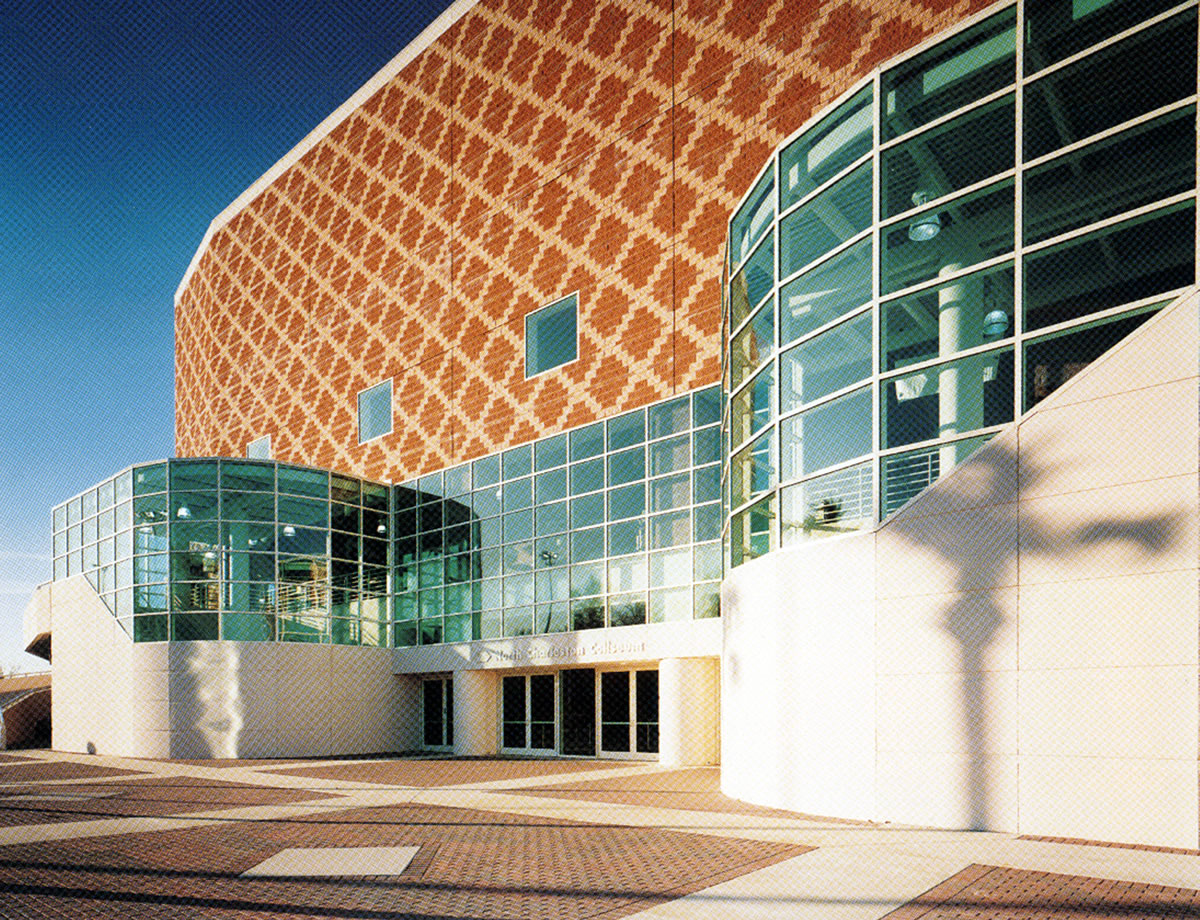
[0,751,1198,920]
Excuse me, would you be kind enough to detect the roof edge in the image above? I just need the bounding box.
[175,0,477,305]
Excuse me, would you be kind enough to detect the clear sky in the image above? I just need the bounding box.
[0,0,453,670]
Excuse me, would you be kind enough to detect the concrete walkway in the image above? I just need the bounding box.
[1,749,1198,919]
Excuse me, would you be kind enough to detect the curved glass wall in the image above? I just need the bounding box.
[51,387,724,646]
[723,0,1198,566]
[51,459,391,644]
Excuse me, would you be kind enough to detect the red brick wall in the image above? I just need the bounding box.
[175,0,991,483]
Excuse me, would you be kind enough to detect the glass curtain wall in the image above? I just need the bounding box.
[51,459,390,644]
[723,0,1198,566]
[53,387,724,646]
[392,386,724,646]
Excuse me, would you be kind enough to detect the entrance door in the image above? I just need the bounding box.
[560,668,595,756]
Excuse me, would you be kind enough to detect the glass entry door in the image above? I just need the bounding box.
[560,668,596,756]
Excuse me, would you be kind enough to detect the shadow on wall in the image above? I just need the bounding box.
[172,643,245,759]
[884,435,1183,830]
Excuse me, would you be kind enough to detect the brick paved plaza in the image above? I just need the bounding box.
[0,751,1197,919]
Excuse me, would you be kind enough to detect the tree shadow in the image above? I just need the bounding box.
[884,434,1183,830]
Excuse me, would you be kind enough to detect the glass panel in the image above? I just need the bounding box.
[1024,108,1195,245]
[609,594,646,628]
[650,473,690,513]
[649,434,690,477]
[781,386,873,480]
[730,494,776,568]
[779,311,872,412]
[882,181,1015,295]
[731,167,775,266]
[693,386,722,427]
[730,428,775,508]
[694,583,721,618]
[1024,203,1195,331]
[649,510,690,549]
[278,466,329,499]
[1024,11,1197,160]
[882,94,1015,219]
[780,163,871,280]
[570,561,606,598]
[535,433,568,471]
[1026,0,1184,73]
[608,519,645,557]
[571,598,605,630]
[1024,308,1159,410]
[780,84,873,210]
[444,464,471,497]
[881,433,994,517]
[570,458,605,495]
[171,491,218,523]
[221,461,274,492]
[569,422,604,461]
[502,476,532,512]
[695,542,722,582]
[503,606,533,637]
[503,444,533,480]
[693,466,721,505]
[608,483,645,520]
[504,510,533,542]
[730,296,774,390]
[473,454,501,487]
[781,462,874,544]
[649,586,692,623]
[780,237,872,346]
[608,447,645,486]
[133,494,167,525]
[882,7,1016,140]
[731,363,775,450]
[170,461,218,492]
[884,348,1013,449]
[649,547,691,588]
[607,410,645,451]
[358,380,392,442]
[571,527,604,563]
[536,468,568,503]
[694,504,722,543]
[571,492,605,530]
[536,501,568,535]
[133,463,167,495]
[526,293,578,376]
[608,555,648,592]
[648,396,690,441]
[418,472,444,499]
[882,264,1015,371]
[730,234,774,329]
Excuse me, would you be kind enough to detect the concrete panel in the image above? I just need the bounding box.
[1019,754,1199,850]
[1019,665,1198,761]
[1018,378,1199,501]
[1037,291,1199,408]
[876,587,1017,675]
[722,535,876,822]
[889,427,1019,518]
[454,669,499,757]
[660,657,719,767]
[877,670,1017,756]
[1019,570,1199,670]
[877,503,1018,599]
[876,750,1017,832]
[1018,474,1198,585]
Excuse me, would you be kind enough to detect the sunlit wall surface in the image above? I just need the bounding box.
[723,0,1198,566]
[51,388,724,645]
[392,386,724,646]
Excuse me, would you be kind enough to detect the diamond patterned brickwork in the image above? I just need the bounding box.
[175,0,993,484]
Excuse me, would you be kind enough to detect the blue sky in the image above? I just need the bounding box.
[0,0,452,669]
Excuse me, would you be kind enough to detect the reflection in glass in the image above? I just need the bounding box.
[780,85,872,210]
[780,311,872,412]
[780,238,872,346]
[781,386,873,480]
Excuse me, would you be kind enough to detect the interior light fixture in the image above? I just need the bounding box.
[908,189,942,242]
[176,506,191,519]
[982,309,1010,337]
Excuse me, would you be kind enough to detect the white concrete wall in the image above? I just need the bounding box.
[48,577,135,755]
[156,641,406,759]
[722,533,878,821]
[660,657,720,767]
[454,668,499,757]
[722,289,1200,848]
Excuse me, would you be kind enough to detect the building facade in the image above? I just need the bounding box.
[26,0,1200,849]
